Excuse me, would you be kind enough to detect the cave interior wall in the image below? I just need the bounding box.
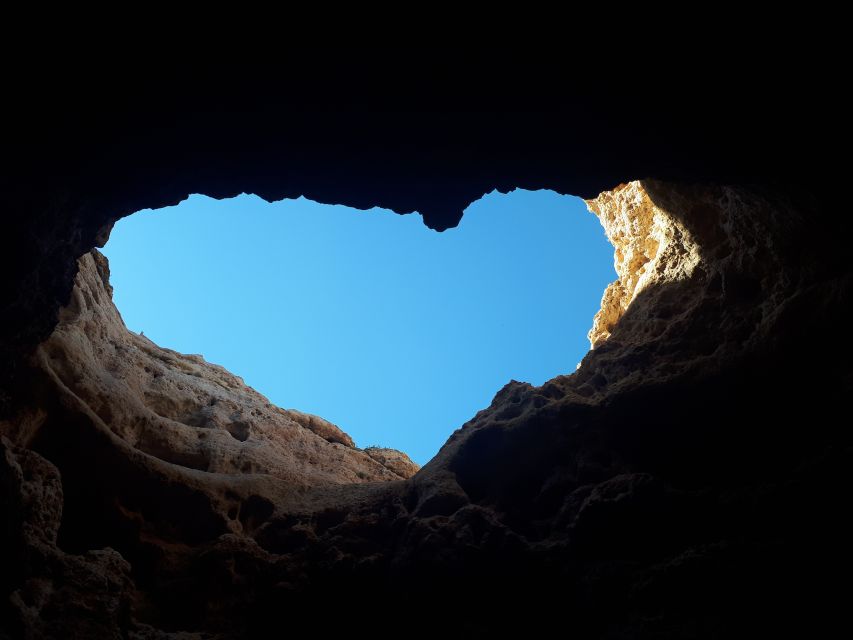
[1,57,851,638]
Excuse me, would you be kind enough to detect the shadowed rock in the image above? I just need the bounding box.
[3,179,849,637]
[1,53,850,637]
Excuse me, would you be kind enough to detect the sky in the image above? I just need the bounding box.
[102,190,615,465]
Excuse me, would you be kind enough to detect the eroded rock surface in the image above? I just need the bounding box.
[35,250,415,487]
[1,179,850,638]
[364,446,421,479]
[1,437,134,639]
[586,181,702,348]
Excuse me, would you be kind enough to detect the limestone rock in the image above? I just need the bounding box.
[287,410,355,448]
[35,250,415,487]
[364,446,420,479]
[2,179,850,638]
[586,181,701,348]
[1,437,134,639]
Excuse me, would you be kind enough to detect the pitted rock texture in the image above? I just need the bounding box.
[33,250,416,487]
[1,179,851,639]
[1,437,134,639]
[586,181,702,348]
[364,446,421,479]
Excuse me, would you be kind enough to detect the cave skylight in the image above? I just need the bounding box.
[103,190,615,464]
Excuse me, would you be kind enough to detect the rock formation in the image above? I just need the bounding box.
[364,446,421,479]
[2,248,418,637]
[1,437,134,639]
[1,55,850,638]
[586,181,701,349]
[32,249,415,486]
[3,176,849,638]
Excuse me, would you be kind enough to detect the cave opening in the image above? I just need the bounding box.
[101,189,616,465]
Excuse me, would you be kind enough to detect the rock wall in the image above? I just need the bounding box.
[1,179,851,638]
[1,250,418,636]
[586,181,702,348]
[34,250,416,487]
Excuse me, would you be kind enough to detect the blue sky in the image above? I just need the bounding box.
[103,190,615,465]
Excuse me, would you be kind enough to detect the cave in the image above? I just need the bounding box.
[1,53,850,639]
[102,189,614,464]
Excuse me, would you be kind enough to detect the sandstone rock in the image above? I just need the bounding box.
[0,248,420,636]
[1,178,849,638]
[35,250,415,487]
[287,410,355,448]
[364,446,420,479]
[586,181,701,349]
[1,437,134,639]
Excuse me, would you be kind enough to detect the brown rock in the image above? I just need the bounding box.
[1,179,850,638]
[586,181,701,349]
[1,437,134,639]
[364,446,420,479]
[35,250,414,487]
[287,410,355,448]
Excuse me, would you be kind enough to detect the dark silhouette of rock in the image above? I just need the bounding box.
[1,53,850,638]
